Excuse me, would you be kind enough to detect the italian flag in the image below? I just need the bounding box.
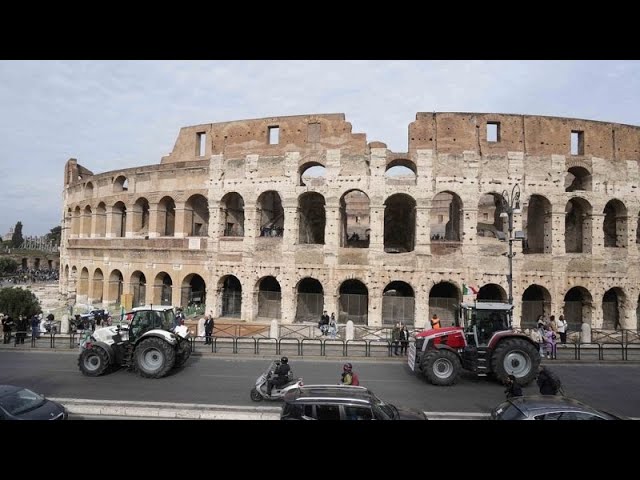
[463,284,479,295]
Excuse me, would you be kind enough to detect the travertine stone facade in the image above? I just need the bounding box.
[60,113,640,330]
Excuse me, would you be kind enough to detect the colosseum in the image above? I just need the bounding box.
[59,112,640,331]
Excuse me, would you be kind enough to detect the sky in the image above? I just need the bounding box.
[1,60,639,237]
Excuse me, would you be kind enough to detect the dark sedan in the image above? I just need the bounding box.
[0,385,68,420]
[491,395,627,420]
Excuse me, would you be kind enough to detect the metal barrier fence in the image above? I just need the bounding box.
[3,327,640,361]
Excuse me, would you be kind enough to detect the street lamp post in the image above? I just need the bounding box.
[500,184,521,306]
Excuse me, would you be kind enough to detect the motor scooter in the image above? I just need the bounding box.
[250,360,303,401]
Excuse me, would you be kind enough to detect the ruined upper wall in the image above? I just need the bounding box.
[409,112,640,161]
[161,113,367,163]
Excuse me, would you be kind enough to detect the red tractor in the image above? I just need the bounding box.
[408,302,540,386]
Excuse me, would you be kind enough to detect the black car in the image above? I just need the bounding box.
[281,384,427,420]
[491,395,628,420]
[0,385,68,420]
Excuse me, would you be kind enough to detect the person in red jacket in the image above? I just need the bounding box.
[340,363,360,386]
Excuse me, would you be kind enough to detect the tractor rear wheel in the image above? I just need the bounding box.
[492,337,540,386]
[78,346,110,377]
[421,349,461,386]
[134,337,176,378]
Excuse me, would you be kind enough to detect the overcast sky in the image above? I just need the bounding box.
[1,60,639,236]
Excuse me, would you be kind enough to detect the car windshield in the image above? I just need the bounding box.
[493,401,526,420]
[0,388,46,415]
[369,393,397,419]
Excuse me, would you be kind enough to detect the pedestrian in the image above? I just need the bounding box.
[391,322,401,355]
[31,314,40,340]
[504,374,523,399]
[556,314,567,344]
[328,315,337,339]
[536,365,562,395]
[399,324,410,355]
[204,314,214,345]
[430,314,441,329]
[340,363,360,386]
[542,325,556,359]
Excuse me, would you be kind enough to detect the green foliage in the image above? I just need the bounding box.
[0,257,18,274]
[0,287,41,318]
[46,226,62,245]
[11,221,24,248]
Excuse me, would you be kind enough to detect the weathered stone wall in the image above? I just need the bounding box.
[60,113,640,330]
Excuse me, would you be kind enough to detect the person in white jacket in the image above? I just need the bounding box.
[556,315,568,344]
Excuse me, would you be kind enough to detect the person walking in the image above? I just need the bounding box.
[328,315,337,339]
[399,324,410,355]
[556,315,568,344]
[391,322,401,355]
[542,325,556,359]
[504,374,523,399]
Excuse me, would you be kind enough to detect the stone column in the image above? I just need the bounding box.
[414,206,431,256]
[105,205,115,238]
[368,203,385,257]
[550,210,566,255]
[280,285,297,324]
[414,284,429,329]
[590,213,605,256]
[324,201,341,260]
[461,207,478,256]
[243,203,258,256]
[242,283,255,322]
[173,202,187,239]
[125,204,135,238]
[147,205,160,238]
[282,205,298,251]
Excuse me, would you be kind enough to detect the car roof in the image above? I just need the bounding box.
[508,395,611,415]
[130,305,175,312]
[283,385,375,404]
[461,302,513,311]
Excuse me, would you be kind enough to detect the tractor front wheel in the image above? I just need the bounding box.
[78,346,110,377]
[421,349,461,386]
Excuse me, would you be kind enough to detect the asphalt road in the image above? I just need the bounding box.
[1,350,639,417]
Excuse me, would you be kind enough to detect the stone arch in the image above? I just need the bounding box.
[565,198,592,253]
[130,271,147,307]
[185,194,209,237]
[295,277,324,322]
[565,166,592,192]
[256,276,282,319]
[158,196,176,237]
[112,201,127,238]
[81,205,92,237]
[563,286,593,331]
[602,287,626,330]
[181,273,206,309]
[221,192,245,237]
[477,193,507,241]
[108,269,123,305]
[299,162,326,187]
[340,189,370,248]
[603,199,628,248]
[113,175,128,192]
[338,279,368,324]
[95,202,107,237]
[298,192,326,244]
[219,275,242,317]
[428,281,461,327]
[521,284,552,328]
[153,272,173,306]
[382,281,415,325]
[132,197,150,236]
[384,193,416,253]
[524,195,552,254]
[257,191,284,238]
[431,191,464,245]
[78,267,89,298]
[385,159,417,185]
[85,181,94,198]
[477,283,507,302]
[92,268,104,304]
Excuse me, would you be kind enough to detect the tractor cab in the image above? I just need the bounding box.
[128,307,176,342]
[459,302,513,346]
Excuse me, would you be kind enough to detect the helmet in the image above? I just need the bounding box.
[280,356,288,364]
[343,363,352,372]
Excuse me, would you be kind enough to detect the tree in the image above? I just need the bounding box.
[0,257,18,274]
[0,287,41,319]
[46,225,62,245]
[11,221,24,248]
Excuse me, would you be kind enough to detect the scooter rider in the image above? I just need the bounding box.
[267,356,291,396]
